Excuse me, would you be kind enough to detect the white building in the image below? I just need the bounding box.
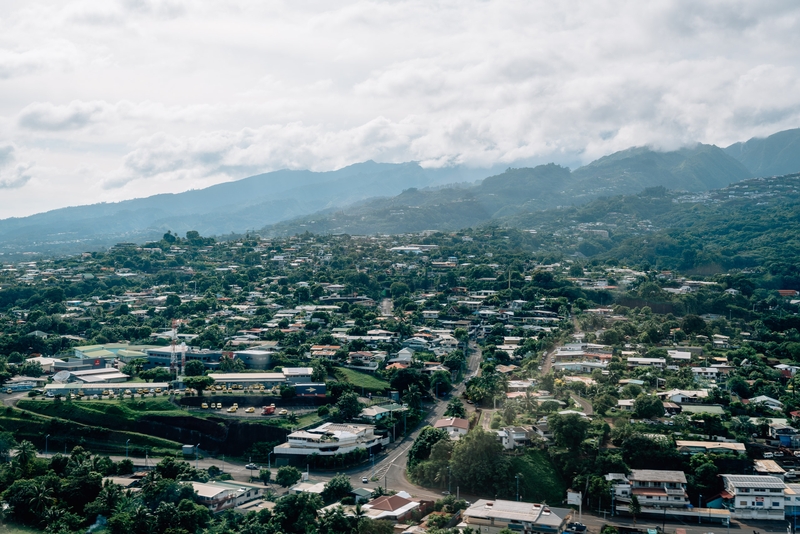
[274,422,389,458]
[612,470,690,509]
[458,500,568,534]
[721,474,786,520]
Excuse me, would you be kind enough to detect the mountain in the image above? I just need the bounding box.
[0,161,495,258]
[261,143,752,236]
[503,172,800,275]
[725,128,800,177]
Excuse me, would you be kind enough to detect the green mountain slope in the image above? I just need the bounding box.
[725,128,800,177]
[262,144,751,237]
[0,162,493,257]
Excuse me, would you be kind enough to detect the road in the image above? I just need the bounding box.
[303,338,485,501]
[380,298,394,317]
[570,394,593,415]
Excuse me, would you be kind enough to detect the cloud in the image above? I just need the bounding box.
[0,145,33,189]
[3,0,800,216]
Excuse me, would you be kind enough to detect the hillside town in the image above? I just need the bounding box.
[0,229,798,534]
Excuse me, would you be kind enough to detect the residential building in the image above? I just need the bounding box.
[627,357,666,369]
[720,474,786,520]
[675,441,746,455]
[613,470,690,508]
[498,426,533,450]
[459,500,568,534]
[434,417,469,439]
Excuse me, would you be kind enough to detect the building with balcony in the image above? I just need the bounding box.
[273,422,390,460]
[612,470,690,508]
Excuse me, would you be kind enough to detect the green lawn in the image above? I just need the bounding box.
[509,449,566,505]
[334,368,390,394]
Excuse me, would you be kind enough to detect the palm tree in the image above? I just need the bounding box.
[28,481,55,517]
[629,495,641,526]
[14,440,37,469]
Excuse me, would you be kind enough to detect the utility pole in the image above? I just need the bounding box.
[516,473,521,501]
[45,434,50,458]
[126,439,129,459]
[698,494,702,524]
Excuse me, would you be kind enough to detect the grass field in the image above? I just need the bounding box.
[334,367,390,394]
[509,449,567,505]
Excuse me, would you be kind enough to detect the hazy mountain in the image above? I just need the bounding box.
[725,128,800,177]
[0,161,495,257]
[261,143,752,236]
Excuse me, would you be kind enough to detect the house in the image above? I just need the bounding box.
[191,481,265,513]
[627,357,666,369]
[692,367,720,380]
[362,493,421,522]
[750,396,784,411]
[617,399,635,412]
[498,426,533,450]
[754,460,787,480]
[434,417,469,439]
[675,441,746,455]
[459,500,568,534]
[720,474,786,520]
[360,405,390,422]
[657,389,709,404]
[612,470,690,509]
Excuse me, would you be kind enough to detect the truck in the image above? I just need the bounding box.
[262,404,276,415]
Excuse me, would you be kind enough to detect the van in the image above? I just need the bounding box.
[764,452,774,459]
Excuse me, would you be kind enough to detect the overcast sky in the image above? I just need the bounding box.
[1,1,799,218]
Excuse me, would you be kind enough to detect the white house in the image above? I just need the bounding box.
[434,417,469,439]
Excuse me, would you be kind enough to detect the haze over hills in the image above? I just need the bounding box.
[1,128,798,259]
[261,142,753,236]
[724,127,800,178]
[0,162,495,258]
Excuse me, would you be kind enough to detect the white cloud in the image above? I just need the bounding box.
[0,144,33,189]
[1,0,800,216]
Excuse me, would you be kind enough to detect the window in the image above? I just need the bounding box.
[773,502,780,507]
[740,501,748,506]
[741,488,750,493]
[756,502,764,506]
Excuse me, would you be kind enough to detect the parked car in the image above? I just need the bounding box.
[567,523,587,532]
[245,407,255,413]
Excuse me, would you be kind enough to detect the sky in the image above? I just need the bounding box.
[1,0,800,218]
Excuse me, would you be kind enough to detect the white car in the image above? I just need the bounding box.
[362,476,369,483]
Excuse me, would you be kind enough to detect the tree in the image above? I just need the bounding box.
[183,360,206,377]
[272,492,323,533]
[14,440,37,469]
[0,431,17,461]
[18,360,44,377]
[444,398,466,419]
[275,465,302,487]
[403,384,423,411]
[321,473,353,503]
[408,426,450,469]
[449,428,511,496]
[140,367,172,382]
[182,375,215,395]
[336,392,364,421]
[629,494,641,526]
[633,395,664,419]
[430,370,452,396]
[258,468,271,485]
[548,413,590,451]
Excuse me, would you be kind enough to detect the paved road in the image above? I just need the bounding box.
[380,298,394,317]
[570,394,594,415]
